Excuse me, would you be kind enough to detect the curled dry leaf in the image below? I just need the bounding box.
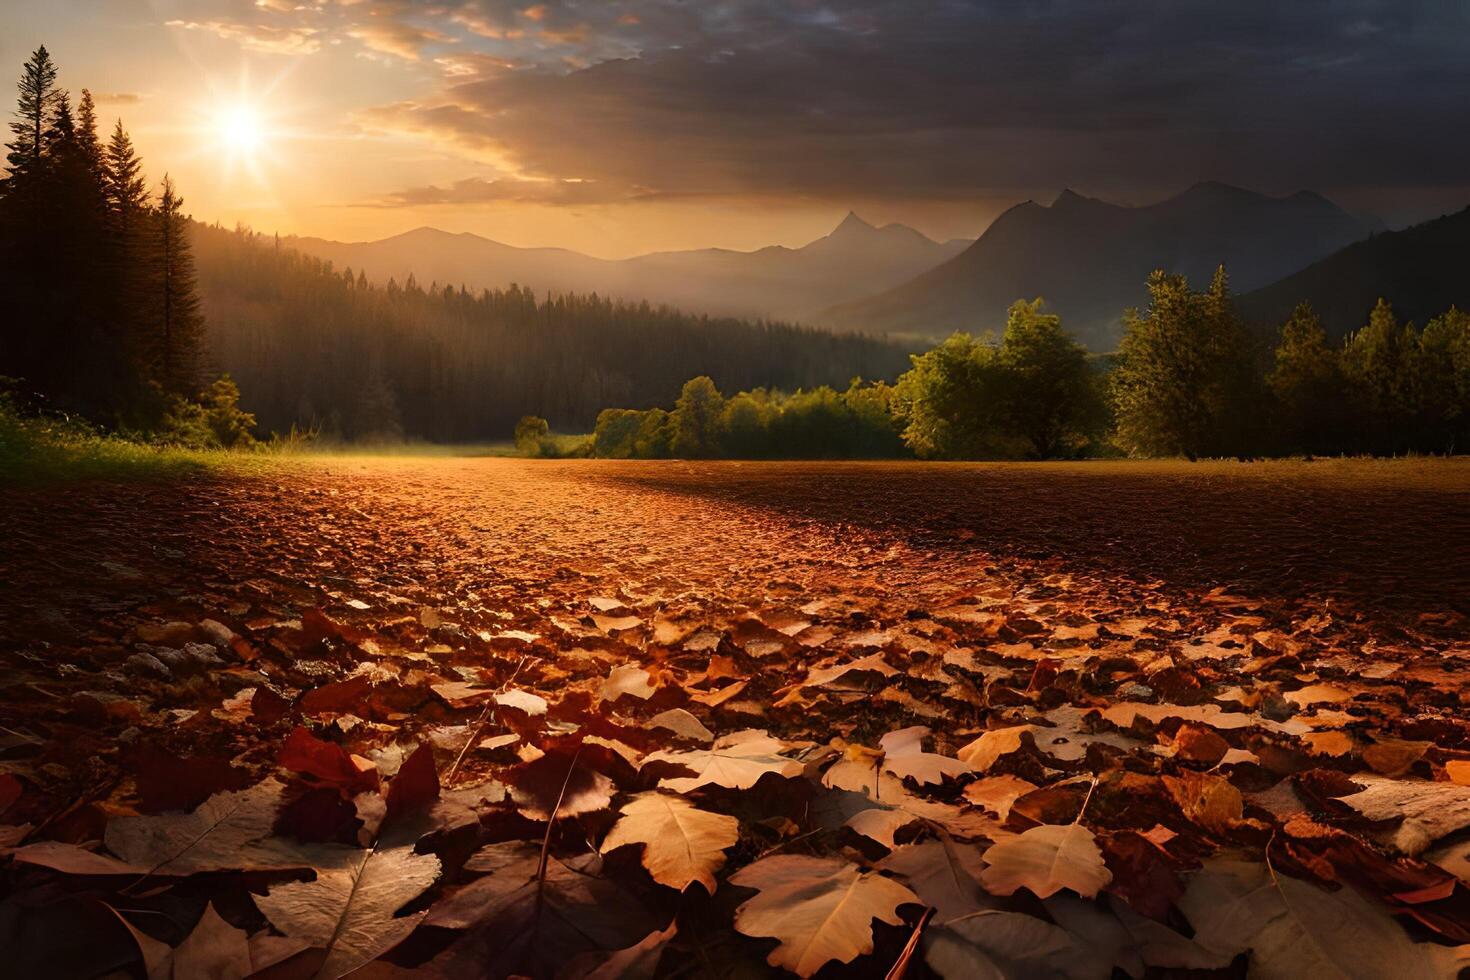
[254,843,441,980]
[963,775,1038,822]
[600,791,739,892]
[979,823,1113,899]
[1335,774,1470,855]
[956,726,1034,772]
[730,854,919,977]
[600,664,656,702]
[644,730,802,792]
[646,708,713,743]
[844,807,922,850]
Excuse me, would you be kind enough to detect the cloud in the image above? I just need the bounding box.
[368,174,644,207]
[165,18,322,55]
[348,0,1470,204]
[347,18,456,61]
[91,92,142,106]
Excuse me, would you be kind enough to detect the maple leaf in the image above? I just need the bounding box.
[879,726,971,786]
[277,727,379,796]
[105,779,328,876]
[877,837,994,924]
[844,808,923,850]
[730,854,919,977]
[1162,771,1244,836]
[1179,858,1470,978]
[426,841,661,977]
[600,791,739,892]
[643,730,802,792]
[254,843,441,979]
[979,823,1113,899]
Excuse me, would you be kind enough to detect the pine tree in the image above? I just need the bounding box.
[154,174,205,395]
[104,119,149,221]
[4,46,59,175]
[75,89,104,178]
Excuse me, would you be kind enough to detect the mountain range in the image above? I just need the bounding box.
[1237,206,1470,337]
[286,212,970,323]
[819,182,1381,348]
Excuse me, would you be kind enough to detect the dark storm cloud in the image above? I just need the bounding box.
[354,0,1470,201]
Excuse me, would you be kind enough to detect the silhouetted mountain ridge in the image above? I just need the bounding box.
[285,212,970,322]
[819,183,1379,348]
[1238,206,1470,337]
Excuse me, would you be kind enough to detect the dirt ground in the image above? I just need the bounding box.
[3,456,1470,977]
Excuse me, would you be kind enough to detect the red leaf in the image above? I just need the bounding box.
[278,726,379,795]
[385,743,440,822]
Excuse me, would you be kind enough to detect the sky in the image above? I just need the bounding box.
[3,0,1469,258]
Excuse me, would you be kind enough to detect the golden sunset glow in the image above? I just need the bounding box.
[217,102,265,158]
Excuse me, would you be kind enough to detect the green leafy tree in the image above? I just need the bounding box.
[893,332,1004,459]
[1417,307,1470,453]
[671,375,724,457]
[633,408,675,458]
[592,408,643,458]
[1111,267,1254,459]
[514,414,550,453]
[1341,299,1418,453]
[1268,303,1349,454]
[992,299,1103,458]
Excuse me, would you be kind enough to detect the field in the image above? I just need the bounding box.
[2,456,1470,977]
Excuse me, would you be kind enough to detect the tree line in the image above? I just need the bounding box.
[585,270,1470,460]
[0,46,255,446]
[191,222,911,442]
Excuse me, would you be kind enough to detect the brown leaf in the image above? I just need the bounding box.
[254,843,441,979]
[507,747,615,821]
[879,726,970,786]
[277,727,380,796]
[132,745,253,814]
[730,854,918,977]
[978,823,1113,899]
[643,730,801,792]
[384,742,439,823]
[600,791,739,892]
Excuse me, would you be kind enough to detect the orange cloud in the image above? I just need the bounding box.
[165,19,322,55]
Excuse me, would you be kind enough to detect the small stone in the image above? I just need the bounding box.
[126,652,172,679]
[198,619,236,648]
[183,642,225,669]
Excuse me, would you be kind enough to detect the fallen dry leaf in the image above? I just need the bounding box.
[979,822,1113,899]
[601,791,738,892]
[731,854,918,977]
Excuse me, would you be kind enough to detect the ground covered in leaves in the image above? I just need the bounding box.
[2,457,1469,979]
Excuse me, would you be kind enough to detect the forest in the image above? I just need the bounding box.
[2,45,1467,461]
[588,274,1470,461]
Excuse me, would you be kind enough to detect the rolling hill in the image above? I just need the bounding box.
[1237,205,1470,337]
[285,212,969,323]
[818,183,1379,349]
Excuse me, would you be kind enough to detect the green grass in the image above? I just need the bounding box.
[0,408,274,484]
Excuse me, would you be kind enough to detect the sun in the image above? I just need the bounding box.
[217,103,266,157]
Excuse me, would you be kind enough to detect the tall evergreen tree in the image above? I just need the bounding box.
[75,89,104,178]
[4,46,58,175]
[154,174,205,395]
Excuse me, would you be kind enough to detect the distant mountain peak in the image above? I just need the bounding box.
[830,210,878,237]
[1051,188,1092,209]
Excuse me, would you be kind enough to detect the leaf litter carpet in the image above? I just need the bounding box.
[1,457,1469,979]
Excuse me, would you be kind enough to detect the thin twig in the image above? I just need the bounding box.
[444,654,529,786]
[886,906,933,980]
